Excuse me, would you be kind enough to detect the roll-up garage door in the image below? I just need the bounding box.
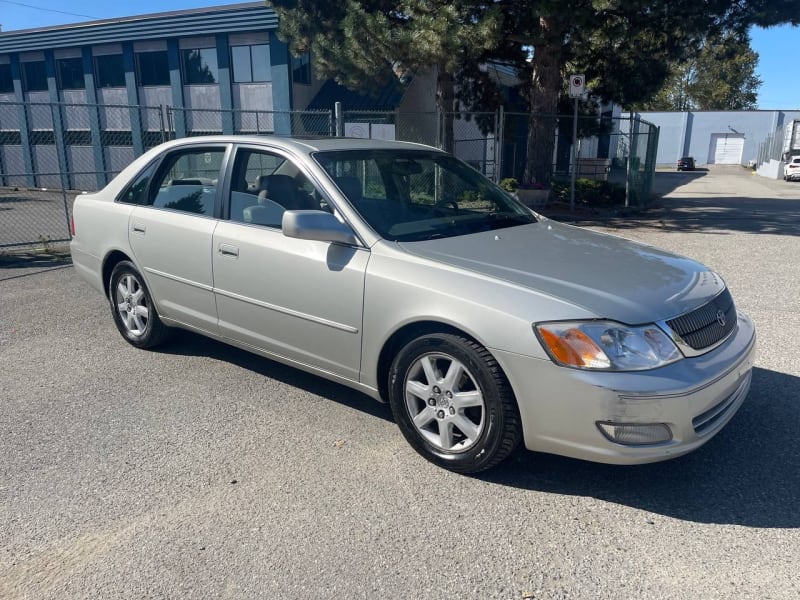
[708,134,745,164]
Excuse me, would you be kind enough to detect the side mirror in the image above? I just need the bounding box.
[282,210,358,246]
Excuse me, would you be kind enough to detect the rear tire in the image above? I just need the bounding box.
[109,261,170,349]
[388,333,521,473]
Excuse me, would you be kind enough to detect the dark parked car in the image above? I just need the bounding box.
[677,156,696,171]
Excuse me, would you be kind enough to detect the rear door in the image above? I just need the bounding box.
[127,144,229,334]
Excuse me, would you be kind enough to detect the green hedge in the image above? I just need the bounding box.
[550,178,626,207]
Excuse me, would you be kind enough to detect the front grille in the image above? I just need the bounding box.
[666,288,737,351]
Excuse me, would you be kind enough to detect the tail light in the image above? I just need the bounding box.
[70,214,76,237]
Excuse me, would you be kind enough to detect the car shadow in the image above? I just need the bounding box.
[161,329,796,527]
[0,251,72,281]
[159,329,394,423]
[479,366,799,528]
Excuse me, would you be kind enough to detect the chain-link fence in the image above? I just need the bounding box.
[1,100,658,250]
[0,101,167,249]
[166,107,333,138]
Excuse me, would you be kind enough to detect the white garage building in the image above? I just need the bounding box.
[624,109,800,168]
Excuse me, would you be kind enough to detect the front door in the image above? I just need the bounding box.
[211,146,368,380]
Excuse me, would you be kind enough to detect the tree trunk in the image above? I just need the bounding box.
[524,16,564,186]
[436,65,456,153]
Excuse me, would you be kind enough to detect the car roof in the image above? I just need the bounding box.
[155,135,440,155]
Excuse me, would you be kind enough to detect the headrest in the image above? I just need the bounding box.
[266,174,297,197]
[255,175,270,192]
[335,176,362,202]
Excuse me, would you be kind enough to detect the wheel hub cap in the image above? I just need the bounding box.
[404,353,486,452]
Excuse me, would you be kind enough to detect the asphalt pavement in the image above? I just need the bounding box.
[1,166,798,599]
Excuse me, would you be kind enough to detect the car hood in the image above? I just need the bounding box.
[398,220,724,324]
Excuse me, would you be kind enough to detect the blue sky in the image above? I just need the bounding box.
[0,0,797,110]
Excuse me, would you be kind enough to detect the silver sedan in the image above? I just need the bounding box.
[70,136,756,473]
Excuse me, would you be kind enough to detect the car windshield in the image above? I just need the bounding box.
[313,149,536,242]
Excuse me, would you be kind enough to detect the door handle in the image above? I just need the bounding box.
[218,243,239,257]
[132,223,146,234]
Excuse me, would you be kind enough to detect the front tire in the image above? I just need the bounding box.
[388,333,521,473]
[109,261,170,348]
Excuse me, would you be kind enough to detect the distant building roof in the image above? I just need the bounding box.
[0,2,276,53]
[308,78,407,112]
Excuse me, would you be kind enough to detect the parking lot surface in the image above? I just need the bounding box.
[1,167,799,599]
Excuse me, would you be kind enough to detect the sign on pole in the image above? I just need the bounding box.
[567,75,584,211]
[569,74,585,98]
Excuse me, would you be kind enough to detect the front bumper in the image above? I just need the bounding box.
[492,312,757,464]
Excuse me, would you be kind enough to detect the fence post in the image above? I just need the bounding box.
[645,124,660,205]
[50,102,73,238]
[625,112,633,207]
[17,103,36,188]
[159,105,167,143]
[50,102,71,191]
[334,102,344,137]
[629,115,642,206]
[436,108,442,149]
[0,116,6,186]
[496,106,505,182]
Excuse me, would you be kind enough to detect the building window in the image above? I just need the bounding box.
[21,61,48,92]
[57,57,85,90]
[0,64,13,93]
[94,54,125,88]
[135,51,170,86]
[292,52,311,85]
[181,48,218,85]
[231,44,270,83]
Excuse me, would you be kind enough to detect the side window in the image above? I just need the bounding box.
[118,160,158,205]
[150,148,225,216]
[227,149,320,227]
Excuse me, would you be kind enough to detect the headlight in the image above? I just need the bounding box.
[534,320,682,371]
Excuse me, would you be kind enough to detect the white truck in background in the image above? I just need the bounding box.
[783,120,800,181]
[783,119,800,161]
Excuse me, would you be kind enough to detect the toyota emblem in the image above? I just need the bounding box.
[716,309,726,327]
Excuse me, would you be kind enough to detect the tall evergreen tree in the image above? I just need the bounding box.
[635,31,762,111]
[497,0,798,184]
[267,1,799,183]
[690,31,762,110]
[266,0,503,151]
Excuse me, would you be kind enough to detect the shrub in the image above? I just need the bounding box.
[499,178,519,192]
[550,178,625,207]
